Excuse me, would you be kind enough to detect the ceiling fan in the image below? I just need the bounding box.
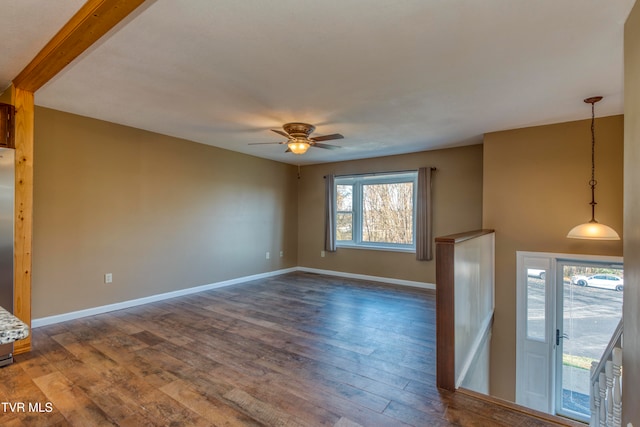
[249,122,344,154]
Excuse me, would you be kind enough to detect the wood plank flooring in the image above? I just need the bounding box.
[0,272,577,426]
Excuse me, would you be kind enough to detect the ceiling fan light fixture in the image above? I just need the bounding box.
[288,140,310,154]
[249,123,343,154]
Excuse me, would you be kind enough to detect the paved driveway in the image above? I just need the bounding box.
[561,281,622,360]
[526,276,622,360]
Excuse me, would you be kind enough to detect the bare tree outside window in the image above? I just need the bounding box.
[335,172,416,249]
[362,183,413,244]
[336,184,353,241]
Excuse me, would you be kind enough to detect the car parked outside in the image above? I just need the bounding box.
[570,274,624,291]
[527,268,546,280]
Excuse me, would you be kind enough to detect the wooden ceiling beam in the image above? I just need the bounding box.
[12,0,147,92]
[9,0,147,354]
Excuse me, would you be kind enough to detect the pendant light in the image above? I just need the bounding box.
[567,96,620,240]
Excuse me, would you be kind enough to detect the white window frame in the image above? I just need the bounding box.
[335,171,417,252]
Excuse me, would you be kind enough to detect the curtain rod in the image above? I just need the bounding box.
[323,167,436,179]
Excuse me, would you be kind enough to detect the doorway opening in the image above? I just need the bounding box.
[516,252,623,422]
[556,261,623,421]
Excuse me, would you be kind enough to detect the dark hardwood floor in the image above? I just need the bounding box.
[0,272,575,426]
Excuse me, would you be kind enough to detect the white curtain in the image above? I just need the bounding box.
[416,167,434,261]
[324,174,337,252]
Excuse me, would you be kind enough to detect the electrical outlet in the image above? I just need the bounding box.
[105,273,113,284]
[280,251,284,258]
[266,252,270,260]
[321,250,326,258]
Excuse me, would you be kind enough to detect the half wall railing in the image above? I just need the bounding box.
[435,229,495,392]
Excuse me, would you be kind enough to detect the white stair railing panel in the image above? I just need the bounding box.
[606,361,614,427]
[590,319,623,427]
[612,348,622,427]
[600,371,607,427]
[591,366,600,427]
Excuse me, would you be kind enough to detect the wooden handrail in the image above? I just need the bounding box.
[435,229,495,245]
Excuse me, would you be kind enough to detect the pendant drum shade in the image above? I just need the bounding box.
[567,221,620,240]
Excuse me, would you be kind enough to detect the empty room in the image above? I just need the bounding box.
[1,1,639,426]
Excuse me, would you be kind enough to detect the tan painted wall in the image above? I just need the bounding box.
[483,115,624,401]
[297,145,483,283]
[624,3,640,424]
[32,107,298,318]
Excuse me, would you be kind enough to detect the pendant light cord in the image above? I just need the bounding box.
[589,99,597,223]
[566,95,619,239]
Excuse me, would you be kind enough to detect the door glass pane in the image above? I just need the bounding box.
[559,264,623,421]
[526,268,546,341]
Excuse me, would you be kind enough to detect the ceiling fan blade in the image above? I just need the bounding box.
[313,142,341,150]
[248,142,285,145]
[310,133,344,142]
[271,129,290,138]
[285,148,292,153]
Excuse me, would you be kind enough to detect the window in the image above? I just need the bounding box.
[335,171,417,251]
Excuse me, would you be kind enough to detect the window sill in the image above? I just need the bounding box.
[336,244,416,254]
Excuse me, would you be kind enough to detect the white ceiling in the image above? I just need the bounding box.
[2,0,636,165]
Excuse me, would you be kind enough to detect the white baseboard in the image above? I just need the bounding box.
[32,266,434,328]
[297,267,436,290]
[32,267,297,328]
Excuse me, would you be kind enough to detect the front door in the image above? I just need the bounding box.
[516,254,554,413]
[555,261,623,422]
[516,252,623,420]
